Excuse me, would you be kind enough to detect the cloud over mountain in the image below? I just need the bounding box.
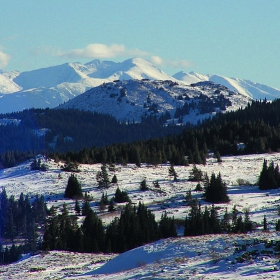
[0,47,11,68]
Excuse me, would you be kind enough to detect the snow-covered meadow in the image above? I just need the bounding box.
[1,152,280,279]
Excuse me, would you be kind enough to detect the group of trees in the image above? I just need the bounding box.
[0,189,47,264]
[42,202,177,254]
[30,157,48,171]
[258,160,280,190]
[204,172,229,203]
[0,190,47,247]
[184,200,253,236]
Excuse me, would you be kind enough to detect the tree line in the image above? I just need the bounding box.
[50,99,280,166]
[2,99,280,168]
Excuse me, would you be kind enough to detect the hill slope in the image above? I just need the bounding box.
[1,153,280,278]
[57,79,251,123]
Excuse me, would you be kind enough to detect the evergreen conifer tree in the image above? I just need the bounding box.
[263,215,268,231]
[97,164,110,188]
[140,179,148,191]
[111,174,118,184]
[168,163,178,181]
[64,174,83,199]
[74,200,81,215]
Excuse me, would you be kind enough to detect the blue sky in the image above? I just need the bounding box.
[1,1,280,88]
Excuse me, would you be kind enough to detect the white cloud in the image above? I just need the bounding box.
[0,47,11,68]
[150,56,164,66]
[34,43,192,71]
[150,55,192,69]
[58,43,148,59]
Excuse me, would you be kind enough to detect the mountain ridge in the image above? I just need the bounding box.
[0,57,279,114]
[57,79,251,124]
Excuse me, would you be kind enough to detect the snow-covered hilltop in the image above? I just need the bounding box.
[0,58,279,114]
[57,79,251,124]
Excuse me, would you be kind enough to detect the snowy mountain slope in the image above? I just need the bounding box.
[2,153,280,278]
[0,73,22,94]
[174,71,280,100]
[0,87,78,114]
[13,63,86,90]
[0,58,175,114]
[57,79,251,123]
[2,233,280,279]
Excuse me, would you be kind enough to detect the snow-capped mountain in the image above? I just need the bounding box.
[0,58,174,114]
[173,71,280,100]
[0,57,279,114]
[57,79,251,124]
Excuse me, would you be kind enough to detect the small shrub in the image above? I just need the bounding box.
[140,179,149,191]
[29,267,46,272]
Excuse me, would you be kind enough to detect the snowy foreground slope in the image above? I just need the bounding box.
[1,232,280,279]
[1,153,280,278]
[0,57,279,114]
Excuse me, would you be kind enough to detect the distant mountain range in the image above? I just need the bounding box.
[0,57,279,115]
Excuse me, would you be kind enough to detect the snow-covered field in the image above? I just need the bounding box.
[1,152,280,279]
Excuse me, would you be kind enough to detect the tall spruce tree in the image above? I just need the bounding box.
[97,164,110,188]
[64,174,83,199]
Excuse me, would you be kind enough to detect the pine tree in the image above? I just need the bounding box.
[276,219,280,231]
[82,209,105,252]
[221,208,230,233]
[75,200,81,215]
[258,159,268,190]
[189,165,203,181]
[214,151,222,162]
[97,164,110,188]
[263,215,268,231]
[159,211,177,238]
[140,179,148,191]
[108,199,115,212]
[82,200,91,216]
[244,208,253,232]
[111,174,118,184]
[114,187,130,203]
[168,163,178,181]
[64,174,83,199]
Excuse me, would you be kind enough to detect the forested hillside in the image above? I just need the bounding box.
[1,99,280,168]
[53,99,280,166]
[0,109,184,167]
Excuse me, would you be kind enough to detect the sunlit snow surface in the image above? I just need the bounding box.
[1,153,280,278]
